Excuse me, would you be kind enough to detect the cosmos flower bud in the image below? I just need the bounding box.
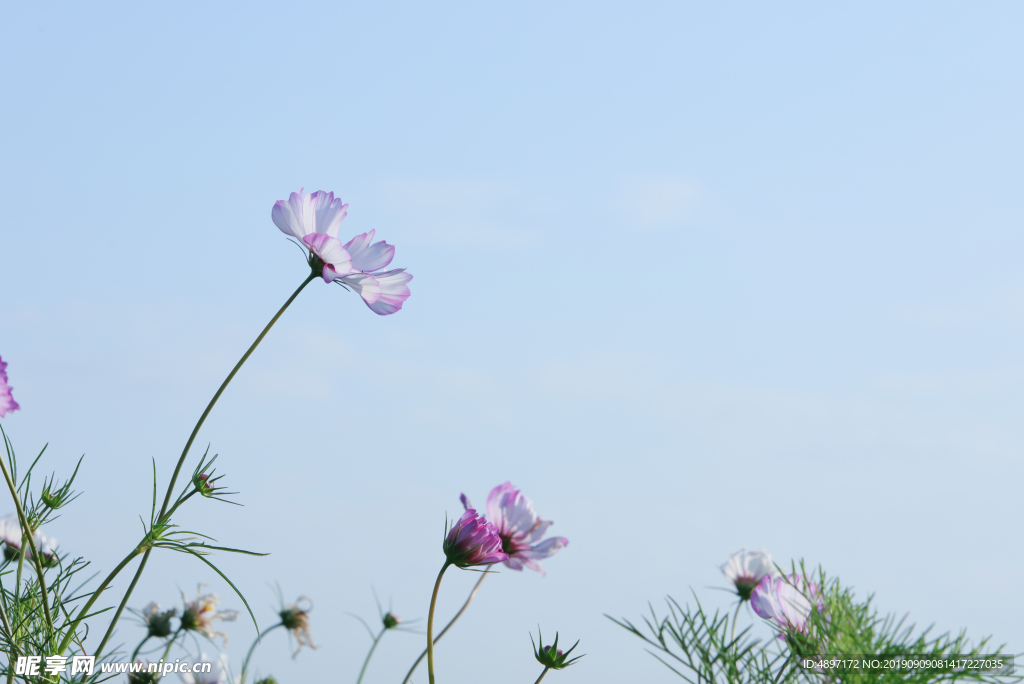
[532,629,584,670]
[254,678,279,684]
[383,612,401,630]
[442,509,508,568]
[192,473,215,497]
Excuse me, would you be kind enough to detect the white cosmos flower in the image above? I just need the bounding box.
[0,514,22,551]
[271,189,413,315]
[721,548,777,601]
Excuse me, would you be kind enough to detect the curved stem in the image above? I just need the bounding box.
[130,634,152,663]
[731,601,743,644]
[0,573,17,684]
[533,667,550,684]
[158,630,180,663]
[14,546,24,603]
[0,454,52,628]
[91,273,316,661]
[89,548,149,659]
[401,570,489,684]
[356,627,387,684]
[8,544,26,684]
[774,655,793,684]
[240,622,283,684]
[56,546,142,654]
[157,273,317,520]
[426,562,451,684]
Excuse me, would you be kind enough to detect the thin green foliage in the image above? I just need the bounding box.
[612,564,1020,684]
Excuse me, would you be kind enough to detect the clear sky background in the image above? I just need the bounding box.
[2,2,1022,682]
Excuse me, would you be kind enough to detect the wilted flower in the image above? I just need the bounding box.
[383,612,401,630]
[460,482,568,575]
[180,652,231,684]
[531,629,584,670]
[279,596,315,657]
[721,548,777,601]
[271,189,413,315]
[0,514,23,560]
[0,355,20,418]
[750,574,825,637]
[180,586,238,644]
[443,509,508,568]
[141,601,176,638]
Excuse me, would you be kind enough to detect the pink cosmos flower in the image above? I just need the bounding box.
[750,574,824,637]
[271,189,413,315]
[0,356,20,417]
[460,482,568,576]
[721,548,777,601]
[443,509,508,568]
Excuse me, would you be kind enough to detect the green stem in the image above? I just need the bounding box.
[56,547,142,655]
[426,562,451,684]
[130,634,151,663]
[14,545,24,604]
[401,570,489,684]
[8,545,25,684]
[240,622,283,684]
[91,273,316,661]
[731,601,742,644]
[356,627,386,684]
[774,655,793,684]
[0,572,17,684]
[0,454,52,629]
[533,667,550,684]
[158,631,179,663]
[157,272,317,520]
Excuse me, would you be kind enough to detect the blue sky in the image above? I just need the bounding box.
[2,2,1023,682]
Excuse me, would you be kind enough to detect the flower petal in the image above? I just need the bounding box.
[750,576,782,621]
[515,536,568,561]
[271,188,316,240]
[343,229,396,272]
[0,356,19,418]
[311,190,348,238]
[365,269,413,315]
[0,513,22,547]
[303,234,353,281]
[340,273,382,304]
